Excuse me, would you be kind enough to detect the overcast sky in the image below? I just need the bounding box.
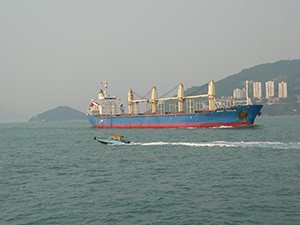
[1,0,300,116]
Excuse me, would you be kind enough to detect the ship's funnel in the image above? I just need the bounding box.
[98,89,104,100]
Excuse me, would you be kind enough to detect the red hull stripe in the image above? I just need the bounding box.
[97,140,109,144]
[93,122,253,129]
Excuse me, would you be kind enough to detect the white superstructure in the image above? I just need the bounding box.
[88,81,126,116]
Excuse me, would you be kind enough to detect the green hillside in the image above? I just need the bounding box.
[184,59,300,116]
[215,59,300,98]
[29,106,87,122]
[185,59,300,97]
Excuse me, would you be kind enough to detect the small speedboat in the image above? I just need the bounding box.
[94,135,130,145]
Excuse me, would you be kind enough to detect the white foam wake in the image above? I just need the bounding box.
[130,141,300,149]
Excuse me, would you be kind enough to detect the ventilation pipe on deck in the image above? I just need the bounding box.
[208,80,216,111]
[177,83,184,112]
[128,89,134,114]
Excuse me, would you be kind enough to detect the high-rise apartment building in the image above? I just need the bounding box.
[233,88,246,99]
[278,81,288,98]
[253,82,262,98]
[265,81,274,98]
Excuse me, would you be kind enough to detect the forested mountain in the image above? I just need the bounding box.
[216,59,300,98]
[184,59,300,116]
[185,59,300,98]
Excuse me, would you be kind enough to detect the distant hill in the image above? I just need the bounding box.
[29,106,87,122]
[185,59,300,97]
[184,59,300,116]
[215,59,300,98]
[0,105,28,122]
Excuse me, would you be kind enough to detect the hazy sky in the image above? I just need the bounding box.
[1,0,300,116]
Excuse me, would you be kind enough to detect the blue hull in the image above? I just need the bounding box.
[88,105,263,129]
[95,138,126,145]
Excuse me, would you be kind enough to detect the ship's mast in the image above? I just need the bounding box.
[103,80,108,97]
[178,83,184,112]
[128,89,134,114]
[151,86,158,113]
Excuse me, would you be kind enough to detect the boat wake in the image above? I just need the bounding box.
[130,141,300,149]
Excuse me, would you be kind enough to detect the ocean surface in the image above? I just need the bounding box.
[1,116,300,224]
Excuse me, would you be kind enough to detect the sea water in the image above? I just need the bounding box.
[1,116,300,224]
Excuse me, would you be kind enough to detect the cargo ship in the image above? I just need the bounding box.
[87,80,263,129]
